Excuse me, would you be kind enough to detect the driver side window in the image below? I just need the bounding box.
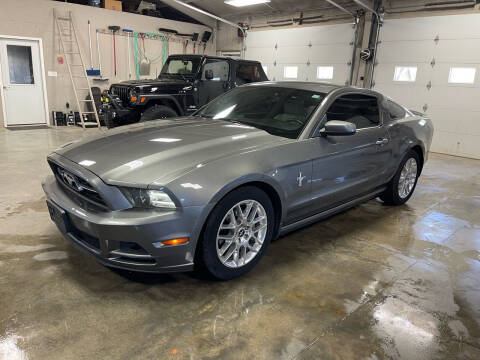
[326,94,380,130]
[201,59,229,81]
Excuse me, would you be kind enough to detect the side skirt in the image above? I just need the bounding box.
[278,187,386,236]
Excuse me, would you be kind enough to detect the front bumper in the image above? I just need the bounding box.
[42,175,207,273]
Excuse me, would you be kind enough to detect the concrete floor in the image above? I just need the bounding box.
[0,126,479,360]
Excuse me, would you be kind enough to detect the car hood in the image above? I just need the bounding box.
[116,77,187,87]
[55,117,286,186]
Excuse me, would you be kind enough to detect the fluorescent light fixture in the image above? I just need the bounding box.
[150,138,182,143]
[317,66,334,80]
[393,66,417,82]
[448,67,476,84]
[225,0,270,7]
[284,66,298,79]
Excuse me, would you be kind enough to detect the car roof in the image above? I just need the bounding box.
[167,54,261,64]
[243,81,342,93]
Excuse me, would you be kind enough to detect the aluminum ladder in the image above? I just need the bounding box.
[54,9,100,129]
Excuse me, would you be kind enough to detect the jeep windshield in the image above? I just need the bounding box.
[160,57,201,78]
[196,86,326,139]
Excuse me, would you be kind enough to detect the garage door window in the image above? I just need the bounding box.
[393,66,417,82]
[317,66,334,80]
[284,66,298,79]
[448,67,476,84]
[326,94,380,130]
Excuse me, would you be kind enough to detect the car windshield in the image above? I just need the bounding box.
[160,58,201,77]
[197,86,326,139]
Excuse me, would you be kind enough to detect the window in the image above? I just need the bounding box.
[235,63,263,85]
[387,100,406,120]
[317,66,334,80]
[202,59,229,81]
[448,67,476,84]
[161,57,201,76]
[393,66,417,82]
[197,86,325,139]
[284,66,298,79]
[7,45,34,84]
[326,94,380,130]
[263,65,268,76]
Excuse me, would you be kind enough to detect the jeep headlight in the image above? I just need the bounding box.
[129,89,138,103]
[120,188,176,209]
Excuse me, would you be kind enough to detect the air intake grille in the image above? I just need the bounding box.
[49,161,108,210]
[110,85,130,106]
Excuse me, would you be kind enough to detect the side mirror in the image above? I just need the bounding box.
[204,69,214,80]
[320,120,356,136]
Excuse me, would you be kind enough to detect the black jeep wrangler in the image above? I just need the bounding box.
[101,54,268,128]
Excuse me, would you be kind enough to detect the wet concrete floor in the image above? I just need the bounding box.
[0,126,479,359]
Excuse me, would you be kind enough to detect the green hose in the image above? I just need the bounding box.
[133,32,168,79]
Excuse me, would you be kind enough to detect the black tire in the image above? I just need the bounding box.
[199,186,275,280]
[380,150,421,205]
[140,105,178,122]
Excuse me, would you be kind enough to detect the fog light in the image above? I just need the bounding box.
[153,237,189,248]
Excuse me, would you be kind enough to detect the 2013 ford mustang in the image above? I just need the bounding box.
[43,82,434,280]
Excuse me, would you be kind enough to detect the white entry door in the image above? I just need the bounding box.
[0,37,47,126]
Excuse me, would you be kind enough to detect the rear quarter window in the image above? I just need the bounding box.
[387,100,406,120]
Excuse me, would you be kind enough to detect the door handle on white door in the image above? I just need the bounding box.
[376,138,389,145]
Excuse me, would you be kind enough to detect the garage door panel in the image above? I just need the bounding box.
[432,130,480,159]
[374,84,426,112]
[375,13,480,158]
[428,86,480,111]
[430,63,479,86]
[374,63,432,85]
[380,15,480,41]
[430,130,459,156]
[245,47,275,63]
[428,108,480,136]
[377,41,435,63]
[435,40,480,63]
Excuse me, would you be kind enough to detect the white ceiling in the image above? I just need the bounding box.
[170,0,360,19]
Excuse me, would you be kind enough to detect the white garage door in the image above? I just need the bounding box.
[374,14,480,159]
[245,23,355,86]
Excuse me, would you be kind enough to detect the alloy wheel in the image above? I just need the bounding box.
[216,200,268,268]
[398,158,418,199]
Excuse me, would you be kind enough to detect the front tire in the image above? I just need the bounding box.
[140,105,178,122]
[199,186,274,280]
[380,150,421,205]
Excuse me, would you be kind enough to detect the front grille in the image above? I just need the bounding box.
[110,85,130,106]
[49,161,108,210]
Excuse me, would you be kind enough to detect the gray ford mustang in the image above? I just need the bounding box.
[43,82,434,280]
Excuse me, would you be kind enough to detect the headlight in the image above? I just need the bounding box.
[120,188,176,209]
[129,89,138,103]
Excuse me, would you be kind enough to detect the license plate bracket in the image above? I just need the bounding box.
[46,200,72,234]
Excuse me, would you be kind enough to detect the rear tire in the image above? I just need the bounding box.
[140,105,177,122]
[199,186,274,280]
[380,150,421,205]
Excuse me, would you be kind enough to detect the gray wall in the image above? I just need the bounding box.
[0,0,216,125]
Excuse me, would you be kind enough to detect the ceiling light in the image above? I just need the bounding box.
[225,0,271,7]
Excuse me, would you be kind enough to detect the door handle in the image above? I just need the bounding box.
[376,138,389,145]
